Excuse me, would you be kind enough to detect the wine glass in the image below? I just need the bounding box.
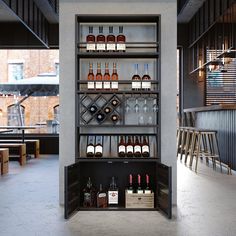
[152,99,158,113]
[138,115,144,125]
[134,98,140,113]
[143,98,149,113]
[125,98,131,113]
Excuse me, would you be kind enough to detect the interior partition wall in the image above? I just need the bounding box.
[59,0,177,207]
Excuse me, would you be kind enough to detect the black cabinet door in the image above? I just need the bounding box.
[64,162,80,219]
[157,162,172,219]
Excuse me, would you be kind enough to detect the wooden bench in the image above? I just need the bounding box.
[0,144,26,166]
[0,140,40,158]
[0,148,9,175]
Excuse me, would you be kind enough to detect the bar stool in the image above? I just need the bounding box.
[189,129,222,172]
[179,127,188,161]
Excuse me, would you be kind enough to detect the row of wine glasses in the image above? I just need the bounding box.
[125,97,158,114]
[124,97,158,125]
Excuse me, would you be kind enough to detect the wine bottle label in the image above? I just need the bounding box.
[96,43,106,51]
[127,189,133,194]
[98,193,107,198]
[126,145,133,153]
[142,145,149,153]
[144,190,151,194]
[117,43,126,51]
[95,145,102,154]
[107,43,116,51]
[88,81,95,89]
[118,145,125,153]
[95,81,103,89]
[132,81,141,89]
[103,81,111,89]
[111,81,118,89]
[87,145,95,154]
[142,81,151,90]
[137,189,144,194]
[134,145,141,153]
[108,190,118,204]
[84,192,91,202]
[86,43,96,51]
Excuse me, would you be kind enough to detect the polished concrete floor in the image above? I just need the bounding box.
[0,155,236,236]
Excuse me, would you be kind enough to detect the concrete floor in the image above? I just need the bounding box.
[0,155,236,236]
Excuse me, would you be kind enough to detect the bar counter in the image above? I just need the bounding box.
[184,105,236,170]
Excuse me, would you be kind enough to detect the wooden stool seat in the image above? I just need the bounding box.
[0,143,26,166]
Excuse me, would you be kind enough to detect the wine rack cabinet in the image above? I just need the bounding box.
[64,14,172,220]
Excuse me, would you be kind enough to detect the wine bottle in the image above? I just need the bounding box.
[144,174,151,194]
[110,114,119,123]
[96,112,105,123]
[83,177,96,207]
[86,136,95,157]
[142,64,151,91]
[95,136,103,157]
[134,136,141,158]
[108,176,119,205]
[126,136,134,157]
[111,97,119,107]
[117,26,126,52]
[86,26,96,52]
[111,63,119,90]
[87,62,95,90]
[88,104,98,114]
[103,106,112,114]
[127,174,133,194]
[118,136,126,157]
[97,184,108,208]
[137,174,143,194]
[96,26,106,51]
[142,136,150,157]
[95,62,103,90]
[132,64,141,90]
[103,62,111,90]
[107,26,116,51]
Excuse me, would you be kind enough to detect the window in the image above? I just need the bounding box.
[54,105,59,122]
[8,63,24,81]
[7,105,25,126]
[55,63,59,75]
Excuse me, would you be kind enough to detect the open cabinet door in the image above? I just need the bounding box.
[64,162,80,219]
[157,162,172,219]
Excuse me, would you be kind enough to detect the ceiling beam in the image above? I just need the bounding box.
[1,0,51,48]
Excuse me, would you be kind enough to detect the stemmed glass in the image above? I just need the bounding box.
[153,99,158,113]
[143,98,149,113]
[134,98,140,113]
[125,98,131,113]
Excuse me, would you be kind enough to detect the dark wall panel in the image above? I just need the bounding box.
[196,110,236,170]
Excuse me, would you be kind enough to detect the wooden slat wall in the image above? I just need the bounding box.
[195,110,236,170]
[206,52,236,105]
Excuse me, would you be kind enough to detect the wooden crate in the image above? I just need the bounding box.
[125,190,154,208]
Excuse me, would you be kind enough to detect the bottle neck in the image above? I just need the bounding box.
[134,64,139,75]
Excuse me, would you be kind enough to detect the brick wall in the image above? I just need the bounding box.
[0,50,59,130]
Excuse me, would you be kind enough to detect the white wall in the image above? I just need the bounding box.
[59,0,177,205]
